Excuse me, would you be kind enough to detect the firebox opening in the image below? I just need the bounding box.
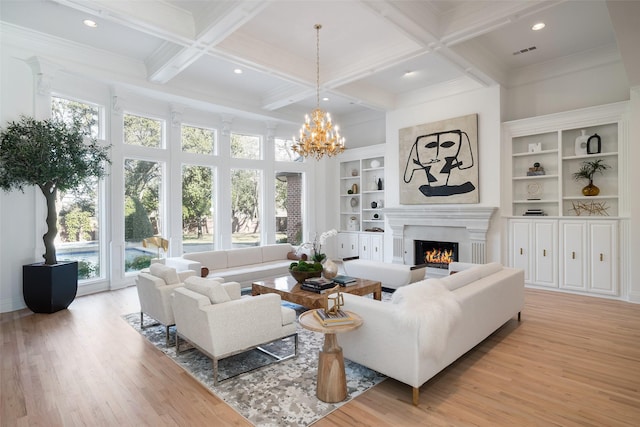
[414,240,459,269]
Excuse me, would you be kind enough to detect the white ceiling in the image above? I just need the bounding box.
[0,0,633,125]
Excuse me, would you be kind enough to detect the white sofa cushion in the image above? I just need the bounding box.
[262,243,293,263]
[184,276,230,304]
[149,263,180,285]
[184,250,228,270]
[227,247,262,268]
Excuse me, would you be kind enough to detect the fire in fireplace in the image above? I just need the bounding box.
[414,240,459,269]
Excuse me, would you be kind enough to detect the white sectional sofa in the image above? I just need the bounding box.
[163,243,295,286]
[338,262,524,405]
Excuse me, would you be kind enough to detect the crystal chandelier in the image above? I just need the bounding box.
[292,24,345,160]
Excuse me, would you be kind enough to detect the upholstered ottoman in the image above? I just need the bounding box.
[343,259,426,290]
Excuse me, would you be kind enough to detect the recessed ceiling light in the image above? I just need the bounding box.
[83,19,97,28]
[322,97,329,101]
[234,68,243,74]
[531,22,545,31]
[403,71,414,77]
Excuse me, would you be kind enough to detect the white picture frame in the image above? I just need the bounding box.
[528,142,542,153]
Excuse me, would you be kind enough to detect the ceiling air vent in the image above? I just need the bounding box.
[513,46,537,56]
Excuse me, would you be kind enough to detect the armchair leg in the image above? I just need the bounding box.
[412,387,419,406]
[140,312,144,328]
[165,325,171,347]
[518,311,521,321]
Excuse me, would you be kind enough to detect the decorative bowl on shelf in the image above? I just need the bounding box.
[370,159,381,168]
[289,268,322,283]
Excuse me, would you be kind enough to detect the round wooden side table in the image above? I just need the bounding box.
[298,310,363,403]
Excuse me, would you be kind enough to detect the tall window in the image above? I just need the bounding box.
[274,138,302,162]
[182,165,214,252]
[124,158,163,272]
[231,168,261,247]
[124,113,163,148]
[182,124,216,155]
[51,96,103,281]
[275,172,304,244]
[231,133,261,159]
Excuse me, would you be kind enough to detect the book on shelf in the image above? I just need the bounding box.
[332,275,357,286]
[313,309,354,326]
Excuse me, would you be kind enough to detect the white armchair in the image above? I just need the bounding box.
[171,277,298,384]
[135,263,201,345]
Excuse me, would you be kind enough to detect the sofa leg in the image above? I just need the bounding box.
[140,312,144,328]
[412,387,419,406]
[165,325,171,346]
[518,311,521,321]
[212,357,219,386]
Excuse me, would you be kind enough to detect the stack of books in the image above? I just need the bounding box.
[523,209,546,216]
[313,309,355,326]
[301,277,336,293]
[332,275,357,286]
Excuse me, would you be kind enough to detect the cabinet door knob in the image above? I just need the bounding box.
[600,253,604,262]
[572,251,575,259]
[520,248,523,255]
[543,249,547,257]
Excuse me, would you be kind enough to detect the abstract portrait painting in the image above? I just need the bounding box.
[399,114,479,204]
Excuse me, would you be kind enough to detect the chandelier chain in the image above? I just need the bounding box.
[315,24,320,108]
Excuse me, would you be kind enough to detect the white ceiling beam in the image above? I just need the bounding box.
[146,1,268,84]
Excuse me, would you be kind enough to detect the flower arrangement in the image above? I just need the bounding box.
[293,228,338,262]
[312,229,337,262]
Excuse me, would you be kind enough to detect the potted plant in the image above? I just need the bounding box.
[572,158,610,196]
[0,116,111,313]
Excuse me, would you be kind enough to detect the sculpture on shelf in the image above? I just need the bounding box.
[570,201,610,216]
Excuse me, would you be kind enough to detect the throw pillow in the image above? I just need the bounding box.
[184,276,230,304]
[149,263,180,285]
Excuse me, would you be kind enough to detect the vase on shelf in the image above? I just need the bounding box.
[582,180,600,196]
[322,258,338,279]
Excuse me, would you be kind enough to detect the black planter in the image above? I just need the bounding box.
[23,261,78,313]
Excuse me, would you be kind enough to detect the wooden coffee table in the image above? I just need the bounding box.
[251,275,381,309]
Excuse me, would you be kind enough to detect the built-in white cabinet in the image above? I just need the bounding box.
[504,102,627,300]
[337,144,385,261]
[337,232,358,259]
[510,218,618,296]
[509,219,557,288]
[533,220,558,288]
[588,221,618,295]
[559,221,587,291]
[357,233,383,261]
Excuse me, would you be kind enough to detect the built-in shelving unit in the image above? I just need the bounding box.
[503,102,629,300]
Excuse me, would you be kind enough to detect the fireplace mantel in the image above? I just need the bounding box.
[384,206,497,264]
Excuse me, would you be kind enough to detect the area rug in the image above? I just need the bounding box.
[123,308,386,426]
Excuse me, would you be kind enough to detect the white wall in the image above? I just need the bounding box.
[504,61,629,121]
[384,86,503,262]
[0,48,40,312]
[628,86,640,302]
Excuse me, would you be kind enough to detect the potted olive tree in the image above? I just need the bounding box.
[0,116,110,313]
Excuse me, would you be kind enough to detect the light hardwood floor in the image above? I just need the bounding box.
[2,286,639,426]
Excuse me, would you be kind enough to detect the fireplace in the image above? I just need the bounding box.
[414,240,459,269]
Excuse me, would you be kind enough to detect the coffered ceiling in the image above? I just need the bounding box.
[0,0,634,125]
